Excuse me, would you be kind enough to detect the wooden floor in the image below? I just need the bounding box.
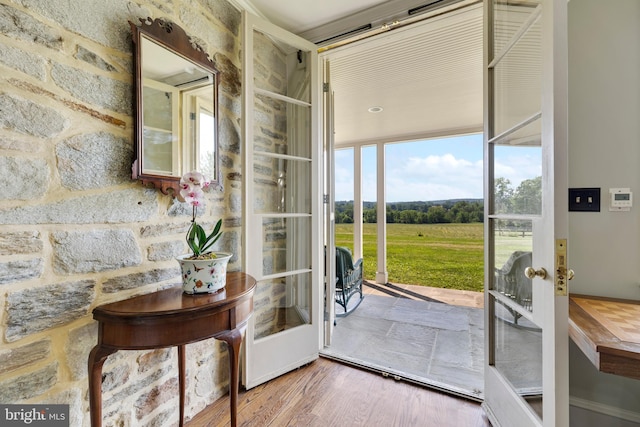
[187,357,491,427]
[187,285,489,426]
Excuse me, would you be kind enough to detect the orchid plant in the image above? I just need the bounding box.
[180,171,222,259]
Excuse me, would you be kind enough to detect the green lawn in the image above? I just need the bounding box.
[335,223,485,292]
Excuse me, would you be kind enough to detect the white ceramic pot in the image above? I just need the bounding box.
[177,252,232,294]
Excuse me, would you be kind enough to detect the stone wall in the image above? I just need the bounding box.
[0,0,243,425]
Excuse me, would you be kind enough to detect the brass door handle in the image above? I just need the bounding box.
[525,267,547,279]
[525,267,573,281]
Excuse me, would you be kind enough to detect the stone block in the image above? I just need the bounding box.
[0,93,68,138]
[102,363,131,393]
[219,90,240,117]
[0,135,42,152]
[167,198,194,218]
[51,62,132,115]
[0,189,158,225]
[104,365,172,411]
[197,0,241,36]
[0,258,44,285]
[102,268,180,293]
[0,156,49,200]
[16,0,149,52]
[0,339,51,375]
[213,53,240,96]
[65,322,98,380]
[8,77,127,128]
[219,116,240,155]
[0,43,46,80]
[134,377,178,419]
[223,216,241,229]
[0,4,63,49]
[147,241,185,262]
[145,408,176,427]
[140,222,190,238]
[56,132,133,190]
[52,229,141,274]
[74,45,117,72]
[5,280,95,341]
[137,349,172,374]
[0,363,57,401]
[0,231,42,255]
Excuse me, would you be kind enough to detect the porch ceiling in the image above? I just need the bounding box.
[244,0,483,146]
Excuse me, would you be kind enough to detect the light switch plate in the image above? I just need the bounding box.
[568,188,600,212]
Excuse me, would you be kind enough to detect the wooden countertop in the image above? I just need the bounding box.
[569,294,640,380]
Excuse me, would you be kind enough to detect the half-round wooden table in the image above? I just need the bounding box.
[88,272,256,427]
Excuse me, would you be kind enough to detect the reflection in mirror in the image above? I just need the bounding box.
[130,18,219,196]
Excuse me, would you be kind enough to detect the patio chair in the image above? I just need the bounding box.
[494,250,532,324]
[335,246,364,317]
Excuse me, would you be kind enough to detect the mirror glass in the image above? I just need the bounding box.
[131,19,219,195]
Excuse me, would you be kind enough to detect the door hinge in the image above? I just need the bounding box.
[323,194,329,203]
[190,112,196,120]
[323,83,329,92]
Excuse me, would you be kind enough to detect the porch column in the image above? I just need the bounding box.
[353,146,363,260]
[376,142,388,284]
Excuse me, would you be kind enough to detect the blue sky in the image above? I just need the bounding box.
[334,134,542,202]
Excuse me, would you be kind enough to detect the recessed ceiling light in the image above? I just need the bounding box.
[368,106,383,113]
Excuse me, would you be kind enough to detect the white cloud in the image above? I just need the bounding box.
[382,154,484,201]
[494,152,542,189]
[333,141,541,202]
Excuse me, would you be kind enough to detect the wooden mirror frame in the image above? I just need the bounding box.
[130,17,220,196]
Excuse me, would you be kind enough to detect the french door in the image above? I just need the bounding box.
[242,12,323,388]
[483,0,570,426]
[324,59,337,345]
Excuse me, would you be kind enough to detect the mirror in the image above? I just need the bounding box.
[130,18,220,196]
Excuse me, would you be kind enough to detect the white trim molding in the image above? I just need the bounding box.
[570,396,640,425]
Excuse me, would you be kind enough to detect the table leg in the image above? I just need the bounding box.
[88,345,116,427]
[217,325,247,427]
[178,345,186,427]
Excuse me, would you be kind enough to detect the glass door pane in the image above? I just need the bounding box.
[493,140,542,216]
[243,12,320,389]
[492,1,542,137]
[251,25,313,339]
[253,273,312,339]
[492,292,543,419]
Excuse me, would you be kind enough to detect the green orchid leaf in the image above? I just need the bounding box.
[186,219,223,257]
[186,223,199,255]
[211,219,222,236]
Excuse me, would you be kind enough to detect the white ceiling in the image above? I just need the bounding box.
[247,0,390,34]
[244,0,483,146]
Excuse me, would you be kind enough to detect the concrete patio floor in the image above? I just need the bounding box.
[321,282,541,401]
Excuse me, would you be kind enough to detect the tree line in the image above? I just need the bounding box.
[335,199,483,224]
[335,176,542,225]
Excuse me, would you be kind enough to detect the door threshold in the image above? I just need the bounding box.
[319,352,484,403]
